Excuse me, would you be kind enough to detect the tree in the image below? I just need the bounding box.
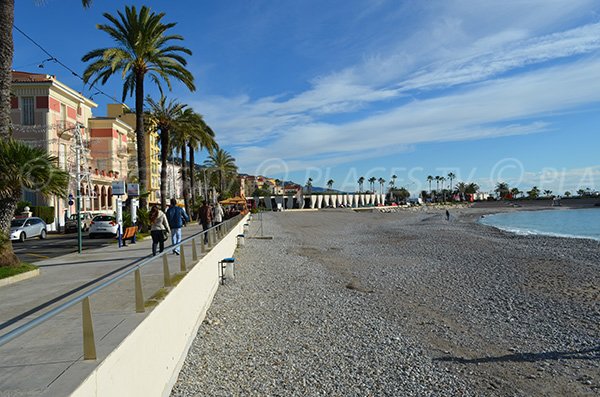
[564,191,571,198]
[495,182,510,199]
[0,139,69,267]
[368,177,377,192]
[305,178,313,194]
[204,148,237,196]
[465,183,479,194]
[391,174,397,189]
[427,175,433,193]
[357,177,365,192]
[543,189,553,198]
[510,187,521,199]
[527,186,540,199]
[82,5,195,209]
[435,176,441,192]
[390,187,410,201]
[186,114,216,209]
[378,177,386,194]
[326,179,334,190]
[146,95,186,210]
[447,172,456,192]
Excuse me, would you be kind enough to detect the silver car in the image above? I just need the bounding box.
[10,217,48,242]
[89,215,119,238]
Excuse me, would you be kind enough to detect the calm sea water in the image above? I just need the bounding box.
[479,208,600,241]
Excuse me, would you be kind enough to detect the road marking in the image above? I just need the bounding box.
[26,253,50,259]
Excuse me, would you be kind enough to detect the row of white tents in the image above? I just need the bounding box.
[254,193,387,210]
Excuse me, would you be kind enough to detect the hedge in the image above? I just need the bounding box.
[31,206,55,224]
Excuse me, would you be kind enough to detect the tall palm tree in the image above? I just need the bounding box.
[172,108,217,214]
[495,182,510,199]
[1,1,93,138]
[0,139,69,267]
[427,175,433,193]
[146,95,187,210]
[306,177,313,194]
[204,148,237,196]
[358,177,365,192]
[82,5,195,209]
[447,172,456,192]
[391,174,397,189]
[368,177,377,192]
[326,179,334,191]
[435,176,441,192]
[187,115,216,207]
[378,177,385,194]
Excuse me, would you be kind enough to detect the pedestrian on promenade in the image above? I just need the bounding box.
[446,209,450,221]
[166,198,189,255]
[199,200,213,244]
[150,205,170,256]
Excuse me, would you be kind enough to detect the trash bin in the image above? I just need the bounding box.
[237,234,245,247]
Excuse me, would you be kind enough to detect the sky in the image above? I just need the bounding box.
[13,0,600,194]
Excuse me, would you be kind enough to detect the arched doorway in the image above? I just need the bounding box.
[93,185,100,210]
[101,186,106,209]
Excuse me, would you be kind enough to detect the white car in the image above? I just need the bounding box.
[10,217,47,242]
[88,215,119,239]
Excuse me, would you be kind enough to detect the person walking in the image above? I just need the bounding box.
[150,205,170,256]
[213,202,224,236]
[166,198,189,255]
[198,200,213,244]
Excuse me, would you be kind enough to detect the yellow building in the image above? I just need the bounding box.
[106,104,161,204]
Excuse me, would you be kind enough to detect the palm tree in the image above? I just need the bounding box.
[447,172,456,192]
[82,5,195,209]
[368,177,377,192]
[1,1,93,138]
[543,189,553,198]
[146,95,186,210]
[173,108,217,214]
[455,182,467,200]
[378,177,386,194]
[326,179,334,191]
[495,182,510,199]
[510,187,521,199]
[391,174,397,189]
[528,186,540,199]
[306,177,313,194]
[434,176,441,192]
[426,175,433,193]
[0,139,69,267]
[465,182,479,194]
[357,177,365,192]
[204,148,237,196]
[187,115,216,208]
[564,191,571,198]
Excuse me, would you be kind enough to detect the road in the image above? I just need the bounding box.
[12,231,116,263]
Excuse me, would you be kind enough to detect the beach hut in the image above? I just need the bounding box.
[310,195,316,209]
[317,195,323,209]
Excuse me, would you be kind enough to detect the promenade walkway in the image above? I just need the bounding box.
[0,223,208,397]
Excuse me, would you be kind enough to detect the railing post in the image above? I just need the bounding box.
[180,245,187,272]
[135,269,145,313]
[162,255,171,287]
[82,297,97,360]
[200,233,206,253]
[192,238,198,262]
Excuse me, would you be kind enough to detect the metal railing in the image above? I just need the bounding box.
[0,214,243,360]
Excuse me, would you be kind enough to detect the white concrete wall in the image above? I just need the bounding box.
[71,215,247,397]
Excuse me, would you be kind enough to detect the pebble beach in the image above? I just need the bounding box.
[171,206,600,396]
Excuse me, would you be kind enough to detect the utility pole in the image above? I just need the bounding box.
[74,123,83,254]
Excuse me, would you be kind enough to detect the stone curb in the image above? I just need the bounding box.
[0,268,40,288]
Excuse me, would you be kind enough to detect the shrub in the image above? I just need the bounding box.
[31,206,54,224]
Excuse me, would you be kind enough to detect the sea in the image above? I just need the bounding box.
[479,208,600,241]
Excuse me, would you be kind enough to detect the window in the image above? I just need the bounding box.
[60,103,67,130]
[22,97,34,125]
[59,143,67,170]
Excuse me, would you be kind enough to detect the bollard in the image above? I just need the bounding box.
[192,238,198,262]
[237,234,245,248]
[135,269,145,313]
[82,297,97,360]
[243,223,249,234]
[218,257,235,285]
[180,245,187,272]
[162,255,171,287]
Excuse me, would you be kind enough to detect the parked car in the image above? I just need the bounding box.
[64,212,93,233]
[10,217,47,242]
[88,215,118,238]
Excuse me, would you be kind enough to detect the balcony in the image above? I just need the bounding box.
[117,146,128,158]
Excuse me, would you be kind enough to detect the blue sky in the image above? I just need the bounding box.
[13,0,600,194]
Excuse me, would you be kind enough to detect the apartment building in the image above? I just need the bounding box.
[10,71,97,230]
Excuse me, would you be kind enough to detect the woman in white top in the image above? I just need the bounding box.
[149,205,170,256]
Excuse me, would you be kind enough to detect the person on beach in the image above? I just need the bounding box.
[199,200,213,244]
[446,209,450,221]
[150,205,170,256]
[166,198,189,255]
[213,202,224,226]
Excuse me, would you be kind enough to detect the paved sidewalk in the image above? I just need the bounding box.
[0,223,209,397]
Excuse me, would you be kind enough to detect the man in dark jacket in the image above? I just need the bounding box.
[198,200,213,244]
[166,198,190,255]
